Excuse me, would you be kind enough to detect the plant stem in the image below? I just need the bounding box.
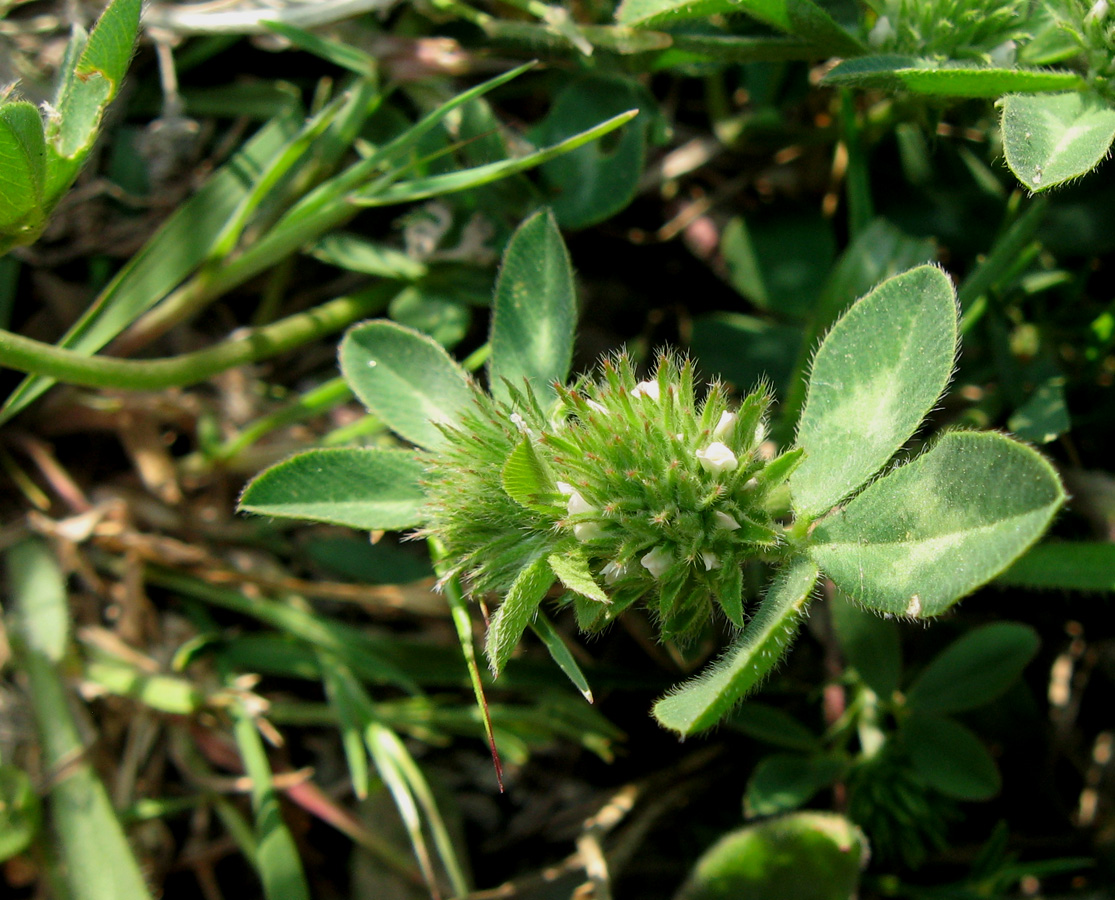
[0,285,396,391]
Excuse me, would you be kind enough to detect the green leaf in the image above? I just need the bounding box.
[1000,92,1115,192]
[1,106,306,423]
[489,209,576,405]
[530,610,594,702]
[530,77,650,229]
[0,765,40,861]
[692,313,801,397]
[310,233,428,280]
[239,448,428,531]
[810,432,1065,617]
[339,320,474,451]
[654,556,819,736]
[903,713,1001,801]
[7,538,155,900]
[46,0,141,194]
[726,702,821,752]
[830,592,902,698]
[675,813,867,900]
[486,555,554,675]
[388,286,472,349]
[906,622,1039,715]
[615,0,864,57]
[744,753,846,817]
[501,437,555,509]
[823,56,1083,98]
[1008,372,1070,444]
[0,102,47,237]
[548,550,609,603]
[997,541,1115,592]
[351,110,639,207]
[790,265,958,520]
[232,708,312,900]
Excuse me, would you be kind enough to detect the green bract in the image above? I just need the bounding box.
[242,212,1066,739]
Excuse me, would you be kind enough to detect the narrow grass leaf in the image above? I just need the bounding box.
[489,209,576,405]
[906,622,1039,715]
[318,655,371,799]
[239,447,428,531]
[1,108,304,423]
[1001,92,1115,192]
[232,709,311,900]
[530,611,594,702]
[811,432,1065,617]
[352,111,639,206]
[7,539,154,900]
[339,321,474,451]
[365,723,442,896]
[261,20,377,75]
[790,265,958,520]
[654,556,819,736]
[486,555,554,676]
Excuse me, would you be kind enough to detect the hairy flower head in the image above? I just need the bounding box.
[421,352,803,654]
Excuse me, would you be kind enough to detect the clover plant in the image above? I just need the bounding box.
[0,0,141,253]
[241,208,1065,738]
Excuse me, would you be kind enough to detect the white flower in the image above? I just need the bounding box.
[640,546,673,579]
[696,442,738,475]
[700,551,720,571]
[557,481,602,541]
[988,39,1016,67]
[586,399,608,415]
[601,560,630,584]
[510,412,530,434]
[714,511,741,531]
[713,411,737,440]
[868,14,895,47]
[631,380,660,401]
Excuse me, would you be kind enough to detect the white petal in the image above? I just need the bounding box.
[701,551,720,571]
[714,511,741,531]
[556,481,575,495]
[631,380,660,401]
[574,521,604,542]
[713,411,737,440]
[640,546,674,579]
[566,490,595,517]
[586,399,608,415]
[695,442,738,475]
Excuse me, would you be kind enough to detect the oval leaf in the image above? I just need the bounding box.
[1001,92,1115,192]
[239,448,428,531]
[0,102,46,232]
[744,753,846,817]
[791,265,958,519]
[489,208,575,404]
[906,622,1039,715]
[654,556,819,736]
[676,812,867,900]
[810,431,1065,617]
[339,320,474,450]
[904,713,1001,801]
